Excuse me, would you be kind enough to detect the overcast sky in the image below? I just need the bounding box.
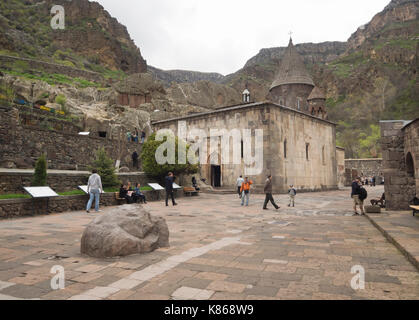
[95,0,390,75]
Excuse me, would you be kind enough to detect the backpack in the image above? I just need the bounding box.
[359,187,368,201]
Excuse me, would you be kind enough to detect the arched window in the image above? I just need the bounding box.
[284,140,287,159]
[306,143,310,161]
[406,152,415,177]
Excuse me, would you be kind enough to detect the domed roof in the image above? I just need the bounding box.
[308,87,326,100]
[270,38,315,90]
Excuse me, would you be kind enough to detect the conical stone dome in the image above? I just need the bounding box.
[308,87,326,100]
[270,38,315,91]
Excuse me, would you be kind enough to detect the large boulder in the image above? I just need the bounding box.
[81,205,169,258]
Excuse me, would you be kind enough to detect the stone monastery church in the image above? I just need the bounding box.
[153,39,339,193]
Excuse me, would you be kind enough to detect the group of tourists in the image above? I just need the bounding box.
[361,176,377,187]
[86,170,369,216]
[236,175,297,209]
[127,128,146,144]
[119,182,147,204]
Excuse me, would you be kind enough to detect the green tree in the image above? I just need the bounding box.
[89,147,120,188]
[32,154,47,186]
[359,124,382,158]
[141,132,198,179]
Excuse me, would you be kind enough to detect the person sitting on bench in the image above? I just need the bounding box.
[192,176,200,191]
[371,193,385,207]
[133,183,147,204]
[119,184,133,204]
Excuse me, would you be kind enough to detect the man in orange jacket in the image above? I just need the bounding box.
[240,177,253,206]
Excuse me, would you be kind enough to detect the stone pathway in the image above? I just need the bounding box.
[0,186,418,300]
[365,209,419,270]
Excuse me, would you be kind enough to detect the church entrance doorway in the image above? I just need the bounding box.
[211,165,221,188]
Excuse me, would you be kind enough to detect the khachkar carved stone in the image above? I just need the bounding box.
[81,205,169,258]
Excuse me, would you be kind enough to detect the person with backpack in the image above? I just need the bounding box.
[240,177,253,207]
[288,185,297,207]
[351,177,365,215]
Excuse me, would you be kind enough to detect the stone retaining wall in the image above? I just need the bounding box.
[0,189,184,219]
[344,159,383,179]
[0,105,140,170]
[0,171,150,194]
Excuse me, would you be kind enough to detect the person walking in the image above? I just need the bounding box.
[351,177,365,215]
[165,172,177,207]
[132,151,139,170]
[236,175,244,198]
[141,130,146,144]
[126,131,131,143]
[86,169,103,213]
[263,175,279,210]
[288,185,297,207]
[240,177,253,207]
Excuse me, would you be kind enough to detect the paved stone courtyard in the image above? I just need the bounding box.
[0,186,418,300]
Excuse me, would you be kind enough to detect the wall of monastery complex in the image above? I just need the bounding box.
[380,120,417,210]
[0,171,150,194]
[153,102,337,193]
[0,105,139,171]
[344,159,383,179]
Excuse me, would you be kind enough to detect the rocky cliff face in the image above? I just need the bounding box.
[243,42,348,68]
[347,0,418,51]
[0,0,147,74]
[148,66,224,87]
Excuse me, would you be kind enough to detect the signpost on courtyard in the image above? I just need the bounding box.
[148,183,164,200]
[23,186,59,216]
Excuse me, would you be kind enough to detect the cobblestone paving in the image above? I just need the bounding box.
[0,186,418,300]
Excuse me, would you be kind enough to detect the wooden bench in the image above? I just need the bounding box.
[183,187,199,197]
[410,205,419,217]
[115,192,125,205]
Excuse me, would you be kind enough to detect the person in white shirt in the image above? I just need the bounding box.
[86,169,103,213]
[236,175,244,198]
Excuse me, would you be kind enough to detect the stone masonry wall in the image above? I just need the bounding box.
[336,147,346,188]
[380,120,416,210]
[153,102,337,193]
[0,189,184,219]
[0,171,150,194]
[0,106,140,171]
[403,119,419,196]
[344,159,383,184]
